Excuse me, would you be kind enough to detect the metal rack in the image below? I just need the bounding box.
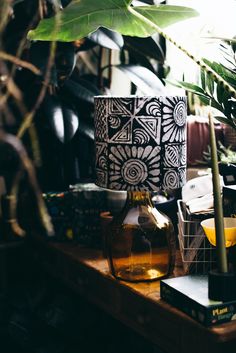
[177,200,216,274]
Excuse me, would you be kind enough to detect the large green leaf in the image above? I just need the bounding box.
[28,0,198,42]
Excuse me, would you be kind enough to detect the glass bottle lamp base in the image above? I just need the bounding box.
[106,191,176,282]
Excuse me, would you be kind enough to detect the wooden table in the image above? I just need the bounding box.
[31,238,236,353]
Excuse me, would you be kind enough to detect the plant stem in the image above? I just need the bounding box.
[129,6,236,99]
[17,0,61,139]
[209,114,228,273]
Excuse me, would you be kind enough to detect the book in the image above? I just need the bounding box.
[160,275,236,326]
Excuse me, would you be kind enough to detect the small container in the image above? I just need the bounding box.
[177,200,216,274]
[201,217,236,248]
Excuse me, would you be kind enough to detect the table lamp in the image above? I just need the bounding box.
[94,96,187,282]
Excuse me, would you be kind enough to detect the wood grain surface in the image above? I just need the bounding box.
[30,238,236,353]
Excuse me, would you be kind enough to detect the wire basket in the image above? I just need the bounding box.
[177,200,216,274]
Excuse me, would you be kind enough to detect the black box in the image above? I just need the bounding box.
[223,185,236,218]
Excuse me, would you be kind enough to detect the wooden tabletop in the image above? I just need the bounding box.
[31,238,236,353]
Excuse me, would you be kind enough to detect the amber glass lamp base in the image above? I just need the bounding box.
[106,191,176,282]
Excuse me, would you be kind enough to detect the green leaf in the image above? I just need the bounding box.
[210,98,225,113]
[216,82,226,104]
[199,95,210,105]
[177,81,206,94]
[27,0,198,42]
[200,69,206,91]
[115,64,165,94]
[214,115,236,128]
[216,84,232,117]
[206,74,215,95]
[134,5,198,29]
[203,58,236,88]
[167,79,209,98]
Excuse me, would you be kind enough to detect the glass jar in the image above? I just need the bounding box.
[106,191,176,282]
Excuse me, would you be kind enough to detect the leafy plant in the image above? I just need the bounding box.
[0,0,199,238]
[200,141,236,166]
[28,0,198,41]
[28,0,236,130]
[169,39,236,130]
[1,0,198,192]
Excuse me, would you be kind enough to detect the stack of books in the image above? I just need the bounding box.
[161,275,236,326]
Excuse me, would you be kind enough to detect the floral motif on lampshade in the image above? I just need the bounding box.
[94,96,187,191]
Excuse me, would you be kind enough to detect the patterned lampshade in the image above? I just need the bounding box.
[94,96,187,191]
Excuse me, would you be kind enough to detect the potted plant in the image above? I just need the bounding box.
[168,38,236,130]
[26,0,236,299]
[2,0,193,192]
[0,0,199,239]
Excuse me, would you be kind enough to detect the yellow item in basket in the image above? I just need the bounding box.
[201,217,236,248]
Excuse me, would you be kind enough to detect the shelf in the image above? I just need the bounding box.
[29,237,236,353]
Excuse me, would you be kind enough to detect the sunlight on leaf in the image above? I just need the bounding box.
[28,0,198,42]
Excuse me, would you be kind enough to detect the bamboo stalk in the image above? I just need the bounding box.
[208,114,228,273]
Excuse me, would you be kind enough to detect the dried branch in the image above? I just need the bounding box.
[17,0,62,139]
[0,1,60,238]
[0,51,41,75]
[0,130,54,237]
[8,171,26,238]
[0,0,13,33]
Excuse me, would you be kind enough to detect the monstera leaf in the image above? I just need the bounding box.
[28,0,198,41]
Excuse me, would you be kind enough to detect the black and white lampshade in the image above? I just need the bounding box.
[94,96,187,191]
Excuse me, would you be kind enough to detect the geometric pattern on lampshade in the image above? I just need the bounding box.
[94,96,187,191]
